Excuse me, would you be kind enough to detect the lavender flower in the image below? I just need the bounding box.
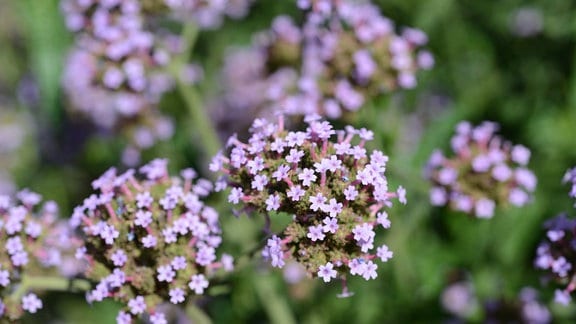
[425,121,536,218]
[213,115,404,295]
[73,159,233,321]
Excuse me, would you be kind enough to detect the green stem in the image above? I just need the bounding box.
[170,22,222,164]
[185,302,213,324]
[254,274,297,324]
[11,275,92,301]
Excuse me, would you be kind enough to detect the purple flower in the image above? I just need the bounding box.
[228,187,243,204]
[266,194,281,211]
[492,164,512,182]
[344,185,359,201]
[397,186,407,204]
[361,260,378,280]
[287,185,305,202]
[157,265,176,282]
[100,224,120,245]
[307,225,326,241]
[511,145,531,165]
[323,198,343,217]
[322,217,339,234]
[377,245,393,262]
[171,256,187,270]
[169,288,186,304]
[298,168,317,187]
[376,212,391,229]
[0,269,10,287]
[116,311,132,324]
[555,289,571,305]
[128,296,146,315]
[21,293,43,313]
[317,262,338,282]
[111,249,128,267]
[251,174,269,191]
[141,234,157,248]
[309,193,327,212]
[475,198,495,218]
[509,188,529,207]
[150,312,167,324]
[286,149,304,163]
[188,274,209,294]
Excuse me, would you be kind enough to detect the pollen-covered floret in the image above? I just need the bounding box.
[72,159,233,322]
[213,115,404,295]
[425,121,536,218]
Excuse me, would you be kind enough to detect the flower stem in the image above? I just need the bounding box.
[171,22,222,165]
[11,275,92,301]
[185,302,213,324]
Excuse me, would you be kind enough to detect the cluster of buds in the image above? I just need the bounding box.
[71,159,233,323]
[211,115,405,295]
[425,121,536,218]
[214,0,433,127]
[0,190,82,321]
[563,167,576,206]
[534,213,576,305]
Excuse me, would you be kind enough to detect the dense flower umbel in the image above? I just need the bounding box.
[214,0,433,128]
[212,115,404,294]
[71,159,233,323]
[425,121,536,218]
[534,213,576,305]
[0,190,82,321]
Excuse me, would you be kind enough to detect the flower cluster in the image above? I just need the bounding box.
[425,121,536,218]
[563,167,576,206]
[212,115,404,294]
[60,0,206,164]
[534,213,576,305]
[0,190,81,320]
[214,0,433,128]
[61,0,179,126]
[71,159,233,323]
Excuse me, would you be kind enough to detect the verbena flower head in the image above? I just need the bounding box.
[215,0,433,126]
[425,121,536,218]
[60,0,206,164]
[0,190,81,320]
[72,159,233,322]
[212,115,405,295]
[534,212,576,305]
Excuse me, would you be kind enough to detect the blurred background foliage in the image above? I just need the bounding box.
[1,0,576,323]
